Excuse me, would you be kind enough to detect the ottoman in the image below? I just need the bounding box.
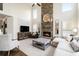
[32,38,51,50]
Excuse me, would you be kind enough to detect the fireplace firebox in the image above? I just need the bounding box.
[43,32,51,37]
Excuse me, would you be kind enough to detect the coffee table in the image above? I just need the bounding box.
[32,38,51,50]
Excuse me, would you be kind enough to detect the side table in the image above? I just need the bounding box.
[51,41,58,47]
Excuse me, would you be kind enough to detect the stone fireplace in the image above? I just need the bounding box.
[43,32,51,37]
[41,3,53,37]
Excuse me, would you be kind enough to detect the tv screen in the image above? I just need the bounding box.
[20,26,29,32]
[0,3,3,10]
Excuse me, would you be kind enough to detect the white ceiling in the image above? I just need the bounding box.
[11,3,33,7]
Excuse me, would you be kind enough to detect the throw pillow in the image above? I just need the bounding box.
[73,37,79,41]
[64,36,72,42]
[70,39,79,52]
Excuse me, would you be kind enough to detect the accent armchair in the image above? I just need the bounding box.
[0,34,19,56]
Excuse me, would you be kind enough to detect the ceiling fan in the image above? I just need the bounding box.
[32,3,41,7]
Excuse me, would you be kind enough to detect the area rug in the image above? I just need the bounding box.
[19,38,56,56]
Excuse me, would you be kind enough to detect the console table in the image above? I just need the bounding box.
[18,32,39,40]
[18,32,32,40]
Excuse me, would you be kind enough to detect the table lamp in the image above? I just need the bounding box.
[72,28,78,35]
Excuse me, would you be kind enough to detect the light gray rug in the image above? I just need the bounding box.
[19,38,56,56]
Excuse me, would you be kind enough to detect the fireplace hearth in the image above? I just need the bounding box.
[43,32,51,37]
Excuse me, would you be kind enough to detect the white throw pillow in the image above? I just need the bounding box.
[72,40,79,47]
[66,36,72,42]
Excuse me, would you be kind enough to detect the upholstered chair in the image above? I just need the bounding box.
[0,34,19,56]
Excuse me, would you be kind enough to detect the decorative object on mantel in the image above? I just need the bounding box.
[43,14,51,22]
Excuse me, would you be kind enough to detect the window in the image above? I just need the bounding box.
[33,8,37,19]
[62,3,72,12]
[33,24,38,32]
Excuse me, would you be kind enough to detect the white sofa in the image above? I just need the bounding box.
[53,37,79,56]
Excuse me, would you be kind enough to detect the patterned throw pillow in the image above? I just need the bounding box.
[70,39,79,52]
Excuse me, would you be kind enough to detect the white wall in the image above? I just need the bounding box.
[3,3,32,39]
[6,16,14,38]
[78,3,79,28]
[78,4,79,35]
[53,3,78,36]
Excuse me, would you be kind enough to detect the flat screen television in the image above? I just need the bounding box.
[20,26,29,32]
[0,3,3,10]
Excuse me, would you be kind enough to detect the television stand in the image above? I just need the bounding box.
[18,32,31,40]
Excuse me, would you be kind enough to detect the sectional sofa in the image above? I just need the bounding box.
[53,37,79,56]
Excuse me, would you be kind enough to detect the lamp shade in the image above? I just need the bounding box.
[72,28,78,35]
[73,28,77,33]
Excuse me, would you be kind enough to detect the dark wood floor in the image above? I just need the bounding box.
[0,48,27,56]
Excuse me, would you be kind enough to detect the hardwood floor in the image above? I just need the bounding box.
[0,48,27,56]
